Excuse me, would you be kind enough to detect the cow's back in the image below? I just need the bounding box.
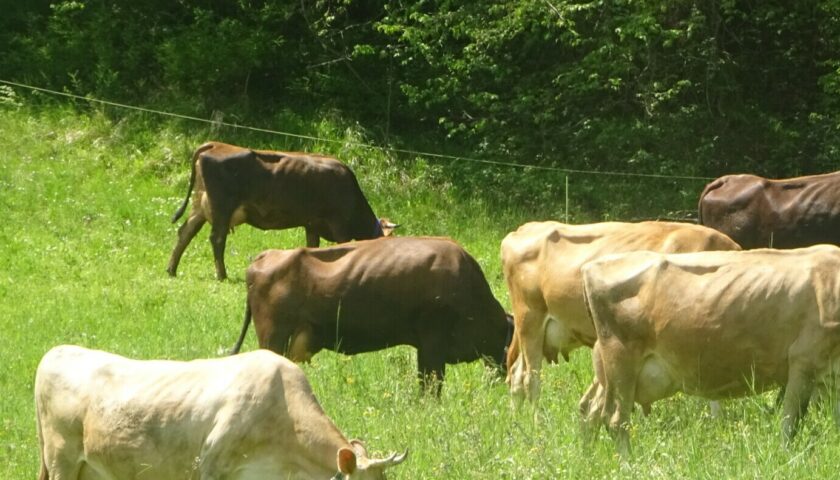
[699,171,840,249]
[767,173,840,247]
[502,221,739,316]
[251,237,490,311]
[195,142,379,236]
[584,245,840,398]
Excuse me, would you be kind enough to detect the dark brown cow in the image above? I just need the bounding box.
[698,171,840,249]
[231,236,513,393]
[167,142,396,280]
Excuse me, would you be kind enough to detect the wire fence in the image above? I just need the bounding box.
[0,79,714,182]
[1,79,712,223]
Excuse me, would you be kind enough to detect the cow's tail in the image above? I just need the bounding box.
[230,298,252,355]
[171,143,212,224]
[580,267,597,335]
[697,177,726,226]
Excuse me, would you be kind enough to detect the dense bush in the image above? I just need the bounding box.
[378,0,840,175]
[2,0,839,188]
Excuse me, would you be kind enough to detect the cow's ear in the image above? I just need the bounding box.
[349,439,368,457]
[337,447,357,474]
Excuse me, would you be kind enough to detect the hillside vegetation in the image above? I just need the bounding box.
[4,1,840,178]
[3,104,840,478]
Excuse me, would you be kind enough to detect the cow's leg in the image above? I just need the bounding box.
[506,308,527,406]
[579,344,604,416]
[580,342,607,444]
[507,346,527,410]
[258,318,297,356]
[305,227,321,248]
[288,324,315,363]
[203,193,238,281]
[579,380,605,445]
[774,386,787,412]
[41,440,84,480]
[505,324,519,389]
[511,307,546,408]
[781,361,816,443]
[208,223,230,281]
[416,345,446,396]
[505,333,520,379]
[578,380,600,418]
[598,338,639,459]
[166,211,206,276]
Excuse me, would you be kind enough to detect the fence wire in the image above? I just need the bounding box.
[0,79,715,182]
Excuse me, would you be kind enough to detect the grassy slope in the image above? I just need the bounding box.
[1,105,839,478]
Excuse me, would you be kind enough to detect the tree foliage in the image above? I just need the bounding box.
[3,0,840,177]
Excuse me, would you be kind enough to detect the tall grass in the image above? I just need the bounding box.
[1,103,838,479]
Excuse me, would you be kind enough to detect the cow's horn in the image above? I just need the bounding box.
[371,449,408,468]
[383,221,400,229]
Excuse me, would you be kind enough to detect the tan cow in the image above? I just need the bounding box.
[580,245,840,456]
[35,345,407,479]
[502,221,741,407]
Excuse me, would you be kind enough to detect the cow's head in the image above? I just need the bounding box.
[335,440,408,479]
[377,218,400,238]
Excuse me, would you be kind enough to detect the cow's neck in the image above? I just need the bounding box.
[291,442,344,479]
[291,418,353,477]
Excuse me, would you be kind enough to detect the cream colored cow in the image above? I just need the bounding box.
[502,221,740,407]
[35,345,406,479]
[580,245,840,457]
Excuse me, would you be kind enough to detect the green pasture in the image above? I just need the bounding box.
[2,105,839,479]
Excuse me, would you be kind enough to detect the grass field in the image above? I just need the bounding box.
[2,104,840,479]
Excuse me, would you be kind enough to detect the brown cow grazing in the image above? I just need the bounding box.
[36,345,407,479]
[580,246,840,457]
[167,141,397,280]
[698,171,840,249]
[231,236,512,394]
[502,221,741,408]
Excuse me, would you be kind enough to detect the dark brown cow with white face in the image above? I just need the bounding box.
[231,236,512,393]
[698,171,840,249]
[167,141,396,280]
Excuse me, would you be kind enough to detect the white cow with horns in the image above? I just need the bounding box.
[35,345,407,479]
